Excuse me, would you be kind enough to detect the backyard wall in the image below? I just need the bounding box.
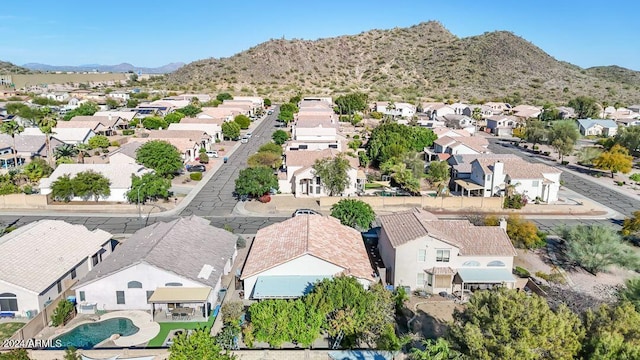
[0,194,47,209]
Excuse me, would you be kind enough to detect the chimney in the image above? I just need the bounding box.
[499,217,507,232]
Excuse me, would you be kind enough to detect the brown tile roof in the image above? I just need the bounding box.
[146,129,211,140]
[473,157,561,179]
[378,208,517,256]
[434,135,489,153]
[285,148,359,169]
[69,115,121,128]
[180,117,225,126]
[241,215,374,280]
[296,116,339,128]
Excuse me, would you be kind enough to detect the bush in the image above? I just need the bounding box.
[94,150,101,156]
[199,153,209,164]
[110,141,120,147]
[504,194,527,209]
[236,235,246,249]
[514,266,530,278]
[51,300,74,327]
[122,129,135,135]
[561,161,569,165]
[533,145,539,150]
[189,172,203,181]
[630,173,640,182]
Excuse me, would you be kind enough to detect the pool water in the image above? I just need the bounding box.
[53,317,139,349]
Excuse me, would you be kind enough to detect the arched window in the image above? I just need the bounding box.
[0,293,18,311]
[487,260,506,267]
[165,282,183,287]
[127,281,143,289]
[462,260,480,267]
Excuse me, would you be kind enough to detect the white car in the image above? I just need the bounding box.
[240,136,249,143]
[245,133,252,138]
[205,150,218,158]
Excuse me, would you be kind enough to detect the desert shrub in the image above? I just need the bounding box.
[189,172,203,181]
[122,129,135,135]
[514,266,530,278]
[504,194,527,209]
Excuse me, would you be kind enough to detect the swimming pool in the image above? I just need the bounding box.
[53,317,139,349]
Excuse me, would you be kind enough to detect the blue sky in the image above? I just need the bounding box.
[2,0,639,70]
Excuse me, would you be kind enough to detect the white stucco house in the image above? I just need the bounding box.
[0,220,115,317]
[241,215,375,300]
[279,149,365,197]
[454,157,562,202]
[39,163,152,202]
[49,127,96,145]
[168,122,222,142]
[375,102,416,118]
[431,135,489,156]
[577,119,618,137]
[73,216,237,317]
[377,209,517,295]
[485,116,519,136]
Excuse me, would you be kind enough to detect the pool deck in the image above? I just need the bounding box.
[100,311,160,347]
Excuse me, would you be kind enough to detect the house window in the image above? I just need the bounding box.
[417,249,426,262]
[57,281,62,294]
[486,174,492,181]
[427,273,433,287]
[146,291,154,300]
[71,268,77,280]
[316,187,321,194]
[0,293,18,311]
[116,291,125,304]
[532,180,539,187]
[436,250,450,262]
[316,177,321,185]
[488,260,506,267]
[328,144,338,149]
[79,291,86,302]
[91,254,99,267]
[165,282,183,287]
[462,260,480,267]
[417,273,425,287]
[127,281,143,289]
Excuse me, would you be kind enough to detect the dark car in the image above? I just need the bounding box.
[186,164,206,172]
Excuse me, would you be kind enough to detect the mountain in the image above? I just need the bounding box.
[0,61,33,74]
[166,21,640,104]
[21,62,185,74]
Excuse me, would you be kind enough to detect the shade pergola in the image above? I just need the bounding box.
[454,179,484,196]
[453,268,515,298]
[148,287,211,303]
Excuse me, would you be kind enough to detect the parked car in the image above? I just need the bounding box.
[292,209,321,217]
[205,150,218,158]
[267,110,274,115]
[241,136,249,143]
[245,133,252,138]
[186,164,206,172]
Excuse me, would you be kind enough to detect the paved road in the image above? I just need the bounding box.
[487,139,640,218]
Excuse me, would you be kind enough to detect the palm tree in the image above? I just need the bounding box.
[53,144,78,160]
[36,115,57,167]
[0,120,25,168]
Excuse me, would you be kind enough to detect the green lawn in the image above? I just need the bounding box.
[364,182,384,190]
[147,316,216,347]
[0,323,24,341]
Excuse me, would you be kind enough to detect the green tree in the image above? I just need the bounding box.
[63,347,81,360]
[0,348,31,360]
[289,95,301,104]
[613,126,640,154]
[618,278,640,313]
[53,144,78,160]
[216,93,233,102]
[278,103,299,124]
[177,104,201,117]
[410,338,462,360]
[136,140,184,177]
[235,166,278,197]
[0,120,25,167]
[557,224,639,274]
[247,152,282,169]
[264,98,272,107]
[165,112,185,124]
[51,174,75,202]
[105,98,119,109]
[233,114,251,129]
[594,144,633,178]
[169,327,236,360]
[448,288,584,360]
[539,107,561,121]
[271,129,289,145]
[312,155,351,196]
[524,119,547,148]
[568,96,600,119]
[330,199,376,230]
[547,120,579,162]
[504,214,545,249]
[142,116,168,130]
[367,123,436,165]
[88,135,110,149]
[72,170,111,201]
[126,172,171,203]
[581,302,640,359]
[126,98,139,108]
[622,210,640,238]
[222,121,240,140]
[576,146,603,166]
[334,93,369,114]
[382,162,421,194]
[63,102,99,121]
[426,161,450,184]
[36,115,57,166]
[258,142,283,155]
[23,158,53,183]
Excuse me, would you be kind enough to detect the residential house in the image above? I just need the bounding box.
[556,106,576,119]
[447,154,519,185]
[108,91,130,102]
[73,216,236,316]
[165,94,212,103]
[0,133,63,168]
[453,157,562,202]
[219,100,257,115]
[422,103,455,120]
[232,96,264,109]
[376,208,517,295]
[127,136,201,162]
[616,118,640,127]
[94,111,138,123]
[44,92,70,102]
[49,127,96,145]
[292,116,339,142]
[146,129,213,151]
[168,122,221,142]
[485,115,519,136]
[577,119,618,137]
[375,102,416,118]
[607,109,640,125]
[241,215,375,300]
[40,163,152,202]
[60,115,128,135]
[108,142,142,165]
[483,102,511,115]
[280,148,364,197]
[0,220,115,316]
[285,139,343,151]
[197,107,240,122]
[432,128,472,139]
[431,135,489,156]
[462,105,493,118]
[440,114,476,133]
[628,105,640,114]
[301,97,333,105]
[511,105,542,120]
